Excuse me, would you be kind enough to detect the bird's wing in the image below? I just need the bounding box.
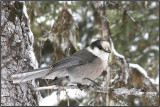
[46,49,98,76]
[51,56,85,69]
[46,56,85,76]
[50,48,98,70]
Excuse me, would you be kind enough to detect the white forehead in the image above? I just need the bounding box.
[101,41,110,49]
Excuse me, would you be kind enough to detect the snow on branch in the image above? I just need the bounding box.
[129,63,158,86]
[33,85,159,98]
[110,38,129,84]
[110,36,158,92]
[113,87,158,97]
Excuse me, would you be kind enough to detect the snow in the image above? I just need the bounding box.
[111,74,119,83]
[86,23,93,28]
[27,24,38,69]
[50,4,54,11]
[36,16,46,23]
[46,57,51,62]
[129,63,159,85]
[21,1,41,103]
[72,7,85,22]
[95,34,101,38]
[77,42,83,49]
[58,7,62,12]
[149,15,157,20]
[81,33,87,42]
[147,58,152,63]
[76,8,82,14]
[66,89,87,99]
[149,2,157,8]
[87,11,92,17]
[149,53,154,57]
[90,38,97,43]
[28,46,39,69]
[90,34,101,43]
[94,1,105,8]
[143,45,159,53]
[134,99,140,105]
[28,27,34,43]
[39,92,59,106]
[130,45,137,52]
[110,39,129,84]
[129,63,148,77]
[59,1,72,5]
[22,2,35,44]
[150,45,159,51]
[111,39,125,59]
[46,19,55,27]
[21,2,38,69]
[156,76,159,84]
[40,63,47,68]
[114,87,142,96]
[68,9,72,14]
[134,37,140,42]
[56,9,60,14]
[39,89,87,106]
[73,12,83,22]
[110,24,116,29]
[144,32,149,40]
[22,2,29,19]
[90,16,94,21]
[124,70,129,84]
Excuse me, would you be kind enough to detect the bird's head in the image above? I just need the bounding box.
[90,40,111,53]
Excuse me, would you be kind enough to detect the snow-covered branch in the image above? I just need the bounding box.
[33,85,159,98]
[110,35,158,92]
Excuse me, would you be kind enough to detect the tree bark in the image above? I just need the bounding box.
[1,1,40,106]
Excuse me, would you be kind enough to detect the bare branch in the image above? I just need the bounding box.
[93,1,110,42]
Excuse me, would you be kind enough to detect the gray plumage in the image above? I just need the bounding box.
[12,40,111,85]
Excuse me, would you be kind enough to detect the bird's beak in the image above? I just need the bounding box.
[105,49,111,53]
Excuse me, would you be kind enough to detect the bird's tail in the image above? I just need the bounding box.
[11,67,52,83]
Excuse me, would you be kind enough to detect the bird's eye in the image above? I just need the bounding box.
[104,49,111,53]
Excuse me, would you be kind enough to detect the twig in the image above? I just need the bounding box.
[33,85,78,91]
[65,90,70,106]
[107,1,143,31]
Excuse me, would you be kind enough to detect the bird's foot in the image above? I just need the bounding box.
[83,78,99,88]
[68,83,89,90]
[50,76,69,85]
[77,83,90,90]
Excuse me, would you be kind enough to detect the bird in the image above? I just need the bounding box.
[12,40,111,85]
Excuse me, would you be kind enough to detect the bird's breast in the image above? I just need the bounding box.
[67,57,106,85]
[85,58,105,79]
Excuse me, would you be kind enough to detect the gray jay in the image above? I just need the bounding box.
[12,40,111,85]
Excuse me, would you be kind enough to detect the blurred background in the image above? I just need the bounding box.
[25,1,159,106]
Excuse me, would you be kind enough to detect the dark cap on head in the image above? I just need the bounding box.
[90,40,103,50]
[90,40,111,53]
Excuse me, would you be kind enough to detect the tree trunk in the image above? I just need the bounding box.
[1,1,40,106]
